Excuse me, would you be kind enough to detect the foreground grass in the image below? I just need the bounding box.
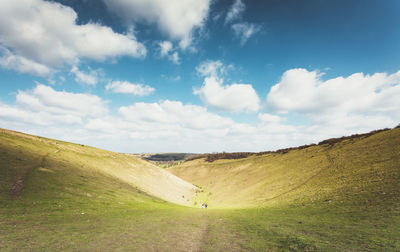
[2,201,399,251]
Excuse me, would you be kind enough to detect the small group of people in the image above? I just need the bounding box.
[201,202,208,209]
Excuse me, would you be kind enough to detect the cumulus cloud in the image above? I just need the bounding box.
[106,81,155,96]
[0,47,52,76]
[0,0,146,75]
[71,66,99,86]
[225,0,245,24]
[83,100,239,151]
[0,83,107,131]
[104,0,211,49]
[119,100,233,130]
[194,60,260,112]
[267,68,400,116]
[0,101,83,126]
[17,84,108,118]
[194,77,260,112]
[266,68,400,133]
[232,22,262,45]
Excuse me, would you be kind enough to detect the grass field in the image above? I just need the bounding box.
[1,127,400,251]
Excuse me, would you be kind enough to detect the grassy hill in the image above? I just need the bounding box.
[0,128,214,251]
[170,127,400,208]
[0,129,196,206]
[1,127,400,251]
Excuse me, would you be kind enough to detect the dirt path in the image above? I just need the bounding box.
[182,211,248,252]
[184,214,210,252]
[10,152,51,196]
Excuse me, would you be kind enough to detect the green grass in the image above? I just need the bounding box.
[1,127,400,251]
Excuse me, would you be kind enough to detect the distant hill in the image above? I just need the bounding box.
[169,127,400,208]
[185,127,395,163]
[144,153,191,161]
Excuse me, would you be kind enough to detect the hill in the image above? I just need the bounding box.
[170,127,400,208]
[135,152,194,168]
[143,153,189,162]
[0,128,196,206]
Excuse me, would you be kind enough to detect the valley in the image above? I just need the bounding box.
[1,127,399,251]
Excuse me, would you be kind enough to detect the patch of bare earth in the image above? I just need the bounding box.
[10,154,47,196]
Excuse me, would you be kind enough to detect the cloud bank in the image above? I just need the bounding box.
[1,67,399,153]
[0,0,146,76]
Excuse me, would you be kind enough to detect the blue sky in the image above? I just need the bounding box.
[0,0,399,153]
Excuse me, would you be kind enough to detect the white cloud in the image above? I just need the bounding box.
[225,0,245,24]
[266,68,400,116]
[266,68,400,134]
[0,83,107,130]
[1,84,239,152]
[0,102,83,126]
[158,41,180,64]
[119,100,233,130]
[104,0,211,49]
[82,100,239,151]
[159,41,173,56]
[223,0,261,45]
[71,66,99,86]
[0,47,52,76]
[196,60,227,78]
[17,84,108,118]
[194,77,260,112]
[0,0,146,75]
[231,22,261,45]
[106,81,155,96]
[194,60,260,112]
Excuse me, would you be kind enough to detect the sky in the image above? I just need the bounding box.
[0,0,400,153]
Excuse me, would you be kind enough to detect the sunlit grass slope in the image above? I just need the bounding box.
[170,127,400,208]
[0,128,196,206]
[0,128,245,251]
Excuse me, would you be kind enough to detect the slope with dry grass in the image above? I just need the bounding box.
[0,128,196,205]
[170,127,400,208]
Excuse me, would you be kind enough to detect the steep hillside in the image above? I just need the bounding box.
[170,127,400,208]
[0,128,196,206]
